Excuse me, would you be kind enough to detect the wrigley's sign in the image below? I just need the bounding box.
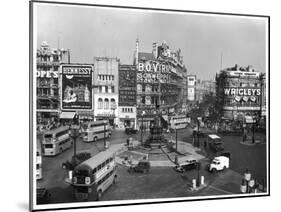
[224,88,261,96]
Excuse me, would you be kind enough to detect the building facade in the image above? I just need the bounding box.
[195,79,216,103]
[118,64,137,128]
[216,64,266,121]
[93,57,119,126]
[134,40,186,127]
[36,41,69,124]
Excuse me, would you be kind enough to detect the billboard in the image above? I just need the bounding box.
[224,87,261,103]
[61,64,93,110]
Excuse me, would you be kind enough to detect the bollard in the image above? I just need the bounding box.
[192,179,196,189]
[201,176,205,185]
[68,170,73,180]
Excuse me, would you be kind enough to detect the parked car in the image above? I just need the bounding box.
[174,159,200,173]
[128,160,151,173]
[36,188,51,204]
[62,152,92,170]
[125,127,138,135]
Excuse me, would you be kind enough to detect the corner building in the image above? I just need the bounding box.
[216,64,266,121]
[36,41,69,124]
[134,40,187,127]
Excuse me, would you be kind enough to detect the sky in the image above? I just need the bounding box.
[35,3,267,80]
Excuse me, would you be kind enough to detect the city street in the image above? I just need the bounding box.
[37,126,267,204]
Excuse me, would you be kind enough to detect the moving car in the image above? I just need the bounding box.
[125,127,138,135]
[62,152,92,170]
[208,156,229,172]
[174,159,200,173]
[128,160,151,173]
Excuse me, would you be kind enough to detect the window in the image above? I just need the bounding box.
[105,86,108,93]
[112,86,115,93]
[99,86,102,93]
[104,98,109,109]
[98,98,103,109]
[110,98,116,109]
[112,75,114,80]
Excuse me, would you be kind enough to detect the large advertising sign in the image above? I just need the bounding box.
[224,87,261,103]
[61,64,93,110]
[137,61,171,83]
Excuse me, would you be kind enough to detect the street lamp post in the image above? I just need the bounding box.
[140,111,145,145]
[196,163,200,187]
[69,120,80,166]
[175,120,178,152]
[252,115,256,144]
[103,120,107,149]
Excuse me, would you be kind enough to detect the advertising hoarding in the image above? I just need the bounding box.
[61,64,93,110]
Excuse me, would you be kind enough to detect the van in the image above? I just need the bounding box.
[208,156,229,172]
[207,134,224,152]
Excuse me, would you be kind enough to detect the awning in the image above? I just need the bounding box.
[60,112,76,119]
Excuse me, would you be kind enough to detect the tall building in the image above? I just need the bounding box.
[216,64,266,121]
[134,40,186,127]
[93,57,119,126]
[36,41,69,124]
[118,64,137,128]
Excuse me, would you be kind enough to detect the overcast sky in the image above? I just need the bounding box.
[35,3,267,80]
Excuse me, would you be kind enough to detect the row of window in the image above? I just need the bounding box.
[121,108,134,113]
[93,157,114,174]
[97,98,116,109]
[97,170,115,186]
[97,86,115,93]
[58,138,71,146]
[98,74,115,81]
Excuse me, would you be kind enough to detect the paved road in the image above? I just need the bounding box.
[36,126,267,204]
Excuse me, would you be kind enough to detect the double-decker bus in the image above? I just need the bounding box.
[170,115,190,130]
[82,120,111,143]
[70,145,118,201]
[42,126,72,156]
[36,149,42,180]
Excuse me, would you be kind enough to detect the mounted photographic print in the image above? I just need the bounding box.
[30,0,270,211]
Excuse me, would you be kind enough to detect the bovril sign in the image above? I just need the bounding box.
[137,61,171,83]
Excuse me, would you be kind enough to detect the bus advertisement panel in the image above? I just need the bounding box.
[61,64,93,111]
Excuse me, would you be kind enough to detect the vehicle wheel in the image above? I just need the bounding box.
[113,175,117,184]
[93,137,97,142]
[97,190,102,201]
[211,168,216,173]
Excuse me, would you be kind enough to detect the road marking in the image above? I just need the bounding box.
[208,185,233,195]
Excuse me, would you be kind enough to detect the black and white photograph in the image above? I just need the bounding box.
[30,0,269,211]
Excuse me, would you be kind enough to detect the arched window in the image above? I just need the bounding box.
[98,98,103,109]
[110,98,116,109]
[104,98,109,109]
